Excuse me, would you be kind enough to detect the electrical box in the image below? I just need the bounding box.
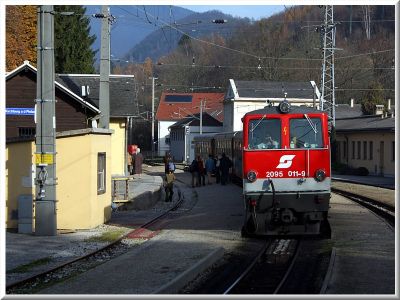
[18,195,33,234]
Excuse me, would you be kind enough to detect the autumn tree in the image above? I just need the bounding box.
[54,5,96,73]
[6,5,37,71]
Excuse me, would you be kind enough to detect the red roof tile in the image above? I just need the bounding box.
[156,92,225,122]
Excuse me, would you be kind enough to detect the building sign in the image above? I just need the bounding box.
[6,108,35,116]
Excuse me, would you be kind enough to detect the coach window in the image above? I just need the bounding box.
[248,119,281,149]
[289,117,323,149]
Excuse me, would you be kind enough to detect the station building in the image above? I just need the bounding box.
[168,112,222,164]
[5,61,138,232]
[334,99,395,177]
[155,92,224,157]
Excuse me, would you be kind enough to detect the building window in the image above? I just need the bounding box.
[392,141,395,161]
[343,141,347,159]
[352,141,355,159]
[19,127,36,138]
[363,141,367,160]
[97,153,106,195]
[357,141,361,159]
[369,141,373,160]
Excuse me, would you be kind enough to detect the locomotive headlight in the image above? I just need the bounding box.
[315,169,326,182]
[279,100,291,113]
[247,170,257,182]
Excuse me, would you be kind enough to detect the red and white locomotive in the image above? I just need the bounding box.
[192,100,331,237]
[242,100,331,236]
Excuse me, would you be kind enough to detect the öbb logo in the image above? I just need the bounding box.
[276,155,296,169]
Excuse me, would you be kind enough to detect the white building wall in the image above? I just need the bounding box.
[225,98,320,132]
[223,101,234,132]
[158,120,175,156]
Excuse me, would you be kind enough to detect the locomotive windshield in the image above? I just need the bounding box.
[248,119,281,149]
[290,117,323,148]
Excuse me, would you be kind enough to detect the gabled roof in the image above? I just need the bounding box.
[169,112,223,129]
[56,74,138,117]
[6,61,100,114]
[156,92,225,122]
[228,80,316,100]
[335,104,364,119]
[336,115,395,132]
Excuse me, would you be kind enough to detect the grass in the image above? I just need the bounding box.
[9,257,52,273]
[85,229,126,243]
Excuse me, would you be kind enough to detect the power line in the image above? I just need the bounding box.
[114,6,394,63]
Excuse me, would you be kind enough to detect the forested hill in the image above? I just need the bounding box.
[86,5,195,59]
[123,10,252,63]
[151,5,394,103]
[112,5,394,115]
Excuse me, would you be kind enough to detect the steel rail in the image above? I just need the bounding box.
[6,185,184,292]
[332,188,394,228]
[223,240,270,294]
[272,239,301,294]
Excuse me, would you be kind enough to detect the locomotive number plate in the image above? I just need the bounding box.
[265,171,283,178]
[288,170,306,177]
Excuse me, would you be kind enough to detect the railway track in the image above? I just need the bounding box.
[189,181,392,295]
[6,190,185,294]
[332,188,395,229]
[223,238,333,294]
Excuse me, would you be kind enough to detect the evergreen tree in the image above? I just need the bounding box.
[361,81,386,115]
[54,5,96,73]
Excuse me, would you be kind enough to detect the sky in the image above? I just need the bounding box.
[180,5,286,20]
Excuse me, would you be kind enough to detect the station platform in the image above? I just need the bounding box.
[5,168,165,289]
[332,174,395,189]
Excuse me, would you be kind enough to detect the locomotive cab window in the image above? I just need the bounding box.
[289,116,323,149]
[248,119,281,149]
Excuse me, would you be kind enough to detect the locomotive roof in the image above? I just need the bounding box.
[245,105,322,116]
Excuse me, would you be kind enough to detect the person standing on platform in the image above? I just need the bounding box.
[163,152,172,174]
[215,154,221,184]
[134,148,144,179]
[220,153,232,185]
[189,157,199,187]
[164,167,176,202]
[197,156,206,186]
[205,154,215,185]
[127,151,134,175]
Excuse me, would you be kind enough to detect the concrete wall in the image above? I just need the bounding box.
[5,129,113,231]
[110,118,126,176]
[335,131,395,177]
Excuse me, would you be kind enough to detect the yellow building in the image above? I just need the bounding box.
[6,129,113,230]
[334,103,395,177]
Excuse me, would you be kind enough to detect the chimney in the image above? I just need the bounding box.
[387,99,391,110]
[350,98,354,108]
[375,104,384,115]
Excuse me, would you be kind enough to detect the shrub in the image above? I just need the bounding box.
[355,167,369,176]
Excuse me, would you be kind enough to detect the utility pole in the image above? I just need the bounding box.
[35,5,57,236]
[199,99,203,135]
[151,76,158,158]
[99,6,111,129]
[319,5,339,130]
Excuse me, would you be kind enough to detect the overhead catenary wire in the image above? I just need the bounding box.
[113,6,394,63]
